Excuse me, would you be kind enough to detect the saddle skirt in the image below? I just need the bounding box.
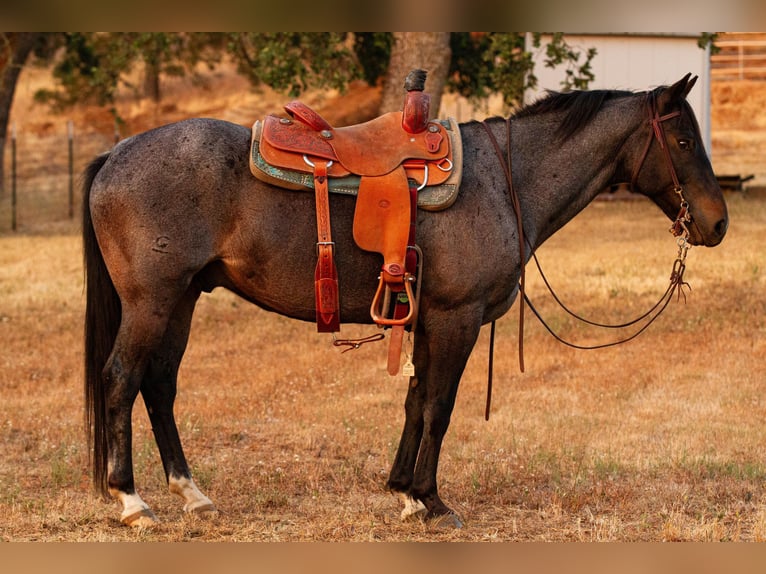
[249,113,463,211]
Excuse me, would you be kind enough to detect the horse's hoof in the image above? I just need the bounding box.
[121,508,159,528]
[427,511,464,530]
[185,502,219,518]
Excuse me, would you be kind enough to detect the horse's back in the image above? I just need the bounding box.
[91,117,251,208]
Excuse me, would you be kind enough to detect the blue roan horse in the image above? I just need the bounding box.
[83,74,727,528]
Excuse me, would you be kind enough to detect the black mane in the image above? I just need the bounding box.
[513,88,638,141]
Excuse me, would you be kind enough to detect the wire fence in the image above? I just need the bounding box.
[0,122,116,233]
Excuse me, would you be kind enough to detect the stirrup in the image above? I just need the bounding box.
[370,274,417,327]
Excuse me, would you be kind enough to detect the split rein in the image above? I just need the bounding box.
[524,215,692,351]
[481,91,694,420]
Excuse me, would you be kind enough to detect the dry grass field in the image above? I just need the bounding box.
[1,60,765,542]
[1,190,764,542]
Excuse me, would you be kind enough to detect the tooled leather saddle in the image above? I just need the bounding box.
[249,70,463,374]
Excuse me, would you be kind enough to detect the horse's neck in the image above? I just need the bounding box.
[510,100,643,250]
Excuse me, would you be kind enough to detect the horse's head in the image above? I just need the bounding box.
[631,74,728,247]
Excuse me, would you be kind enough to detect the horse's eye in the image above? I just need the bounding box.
[678,139,692,151]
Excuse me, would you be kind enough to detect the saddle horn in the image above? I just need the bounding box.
[402,69,430,134]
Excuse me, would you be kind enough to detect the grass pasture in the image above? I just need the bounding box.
[0,190,764,541]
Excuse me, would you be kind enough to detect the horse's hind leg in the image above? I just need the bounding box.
[104,300,179,527]
[140,286,216,517]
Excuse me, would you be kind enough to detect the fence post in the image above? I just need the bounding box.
[11,123,17,232]
[68,120,74,219]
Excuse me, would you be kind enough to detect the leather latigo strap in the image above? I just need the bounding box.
[312,160,340,332]
[386,182,420,375]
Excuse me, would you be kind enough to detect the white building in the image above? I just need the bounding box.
[525,33,712,153]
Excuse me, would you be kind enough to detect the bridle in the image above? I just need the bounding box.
[631,89,693,243]
[481,89,694,420]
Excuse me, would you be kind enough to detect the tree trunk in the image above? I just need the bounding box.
[143,59,161,103]
[379,32,451,118]
[0,33,41,195]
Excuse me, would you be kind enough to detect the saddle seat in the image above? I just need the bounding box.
[261,101,451,178]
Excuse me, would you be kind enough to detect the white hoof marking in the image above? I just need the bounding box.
[169,475,217,516]
[399,494,427,521]
[112,491,159,527]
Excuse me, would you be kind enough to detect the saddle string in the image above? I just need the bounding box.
[332,332,386,353]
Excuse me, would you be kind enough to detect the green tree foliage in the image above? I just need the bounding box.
[34,33,225,109]
[34,33,127,108]
[698,33,720,54]
[447,33,596,108]
[31,32,597,113]
[353,33,394,86]
[224,33,361,97]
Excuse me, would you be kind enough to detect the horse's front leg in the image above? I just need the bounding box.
[387,324,428,519]
[388,311,482,528]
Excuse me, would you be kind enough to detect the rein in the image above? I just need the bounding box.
[481,119,526,420]
[481,90,693,420]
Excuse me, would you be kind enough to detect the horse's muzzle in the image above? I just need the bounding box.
[691,214,728,247]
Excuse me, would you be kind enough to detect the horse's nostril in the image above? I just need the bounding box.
[715,218,729,238]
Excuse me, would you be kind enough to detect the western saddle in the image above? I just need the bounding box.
[249,70,462,375]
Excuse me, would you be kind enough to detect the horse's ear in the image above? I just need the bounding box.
[657,73,697,112]
[680,74,697,99]
[668,73,697,101]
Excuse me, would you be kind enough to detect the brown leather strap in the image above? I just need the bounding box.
[485,320,496,421]
[631,91,682,191]
[333,332,385,352]
[481,119,526,420]
[386,182,420,375]
[482,119,526,375]
[387,326,405,375]
[313,160,340,332]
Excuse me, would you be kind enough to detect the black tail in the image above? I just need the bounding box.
[82,152,120,497]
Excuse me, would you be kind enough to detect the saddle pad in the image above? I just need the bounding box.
[250,117,464,212]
